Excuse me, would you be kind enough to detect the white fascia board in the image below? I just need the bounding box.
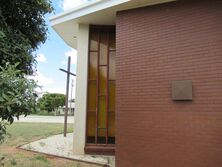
[49,0,130,26]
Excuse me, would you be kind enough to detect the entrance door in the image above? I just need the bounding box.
[85,25,116,154]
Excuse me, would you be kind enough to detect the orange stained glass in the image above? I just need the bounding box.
[99,67,107,95]
[99,32,108,65]
[90,31,99,50]
[109,32,116,50]
[86,26,115,146]
[109,51,116,80]
[89,52,97,80]
[87,112,96,137]
[98,96,107,136]
[108,113,115,137]
[87,82,96,111]
[109,81,115,112]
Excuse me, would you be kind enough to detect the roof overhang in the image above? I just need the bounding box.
[49,0,175,49]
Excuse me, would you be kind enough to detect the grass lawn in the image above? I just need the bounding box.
[0,123,100,167]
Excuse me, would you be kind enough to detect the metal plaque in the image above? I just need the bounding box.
[172,80,193,100]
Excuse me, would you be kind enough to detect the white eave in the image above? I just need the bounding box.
[49,0,175,49]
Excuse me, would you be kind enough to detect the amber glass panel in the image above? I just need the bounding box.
[108,81,115,140]
[109,81,115,112]
[99,32,108,65]
[108,113,115,138]
[87,113,96,141]
[87,26,116,146]
[87,82,96,111]
[89,52,97,80]
[109,32,116,50]
[99,67,107,95]
[98,96,106,136]
[90,31,99,50]
[109,51,115,80]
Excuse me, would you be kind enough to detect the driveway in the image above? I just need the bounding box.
[14,115,74,124]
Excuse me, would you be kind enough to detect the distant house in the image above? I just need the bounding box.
[50,0,222,167]
[58,101,75,115]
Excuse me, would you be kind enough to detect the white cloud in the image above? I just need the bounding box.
[36,53,47,63]
[60,0,83,11]
[43,87,66,94]
[62,49,77,65]
[29,72,54,86]
[29,73,76,99]
[39,78,76,98]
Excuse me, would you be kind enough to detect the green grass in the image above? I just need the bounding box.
[31,110,55,116]
[3,123,73,146]
[0,123,100,167]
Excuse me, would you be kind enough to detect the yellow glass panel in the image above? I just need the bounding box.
[89,52,97,80]
[87,27,116,144]
[108,113,115,137]
[109,32,116,50]
[98,96,106,137]
[99,67,107,95]
[109,81,115,112]
[99,32,108,65]
[90,31,98,50]
[109,51,115,80]
[87,82,96,111]
[87,113,96,137]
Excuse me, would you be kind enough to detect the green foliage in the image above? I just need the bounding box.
[32,110,55,116]
[38,93,66,112]
[0,122,7,144]
[0,156,4,167]
[0,0,53,144]
[0,0,53,74]
[0,63,38,142]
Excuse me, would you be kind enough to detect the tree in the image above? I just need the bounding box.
[38,93,66,112]
[0,1,53,144]
[0,0,53,74]
[0,63,38,143]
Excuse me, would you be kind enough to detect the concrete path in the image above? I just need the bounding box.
[20,133,115,167]
[14,115,74,124]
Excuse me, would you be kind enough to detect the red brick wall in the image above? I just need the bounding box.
[116,1,222,167]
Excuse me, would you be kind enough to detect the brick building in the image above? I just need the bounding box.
[50,0,222,166]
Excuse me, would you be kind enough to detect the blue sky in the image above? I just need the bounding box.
[33,0,93,97]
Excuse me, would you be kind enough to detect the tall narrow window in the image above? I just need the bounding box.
[86,26,116,153]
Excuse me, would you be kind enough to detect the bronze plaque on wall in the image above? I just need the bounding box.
[172,80,193,100]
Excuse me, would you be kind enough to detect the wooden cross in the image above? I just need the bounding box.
[59,56,76,137]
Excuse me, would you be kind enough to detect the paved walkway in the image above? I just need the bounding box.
[20,133,115,167]
[14,115,74,124]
